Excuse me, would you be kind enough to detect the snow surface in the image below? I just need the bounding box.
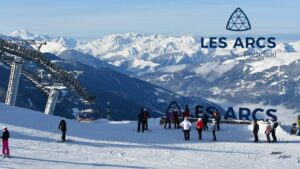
[1,103,300,169]
[247,53,300,74]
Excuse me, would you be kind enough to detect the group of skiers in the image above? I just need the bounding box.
[253,118,278,143]
[163,105,221,141]
[137,108,150,132]
[162,105,281,143]
[178,113,220,141]
[264,119,278,143]
[176,116,279,142]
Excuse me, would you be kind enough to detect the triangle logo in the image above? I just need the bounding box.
[226,8,251,31]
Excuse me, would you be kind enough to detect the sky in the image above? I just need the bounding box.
[1,0,300,40]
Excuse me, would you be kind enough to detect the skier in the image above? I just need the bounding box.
[58,119,67,141]
[182,105,190,120]
[265,119,272,143]
[291,123,298,135]
[270,118,278,142]
[253,120,259,142]
[212,118,217,141]
[196,118,204,140]
[202,112,209,131]
[143,108,149,131]
[213,111,221,131]
[1,127,10,158]
[137,108,145,132]
[173,111,180,129]
[164,112,172,129]
[180,117,192,141]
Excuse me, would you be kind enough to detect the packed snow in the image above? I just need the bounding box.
[1,103,300,169]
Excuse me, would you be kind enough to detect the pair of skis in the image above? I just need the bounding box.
[0,155,11,161]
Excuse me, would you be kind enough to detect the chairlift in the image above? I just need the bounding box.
[77,109,98,122]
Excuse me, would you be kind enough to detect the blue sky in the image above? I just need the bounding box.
[1,0,300,39]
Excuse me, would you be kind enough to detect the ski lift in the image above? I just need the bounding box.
[77,109,98,122]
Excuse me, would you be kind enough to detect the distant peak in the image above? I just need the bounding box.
[8,30,52,41]
[9,29,35,37]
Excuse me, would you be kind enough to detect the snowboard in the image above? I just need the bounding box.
[56,139,74,143]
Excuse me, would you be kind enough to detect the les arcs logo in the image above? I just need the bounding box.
[226,7,251,32]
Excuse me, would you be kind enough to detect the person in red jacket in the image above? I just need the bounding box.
[196,118,204,140]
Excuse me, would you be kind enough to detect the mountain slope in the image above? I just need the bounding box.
[43,53,222,120]
[0,48,222,120]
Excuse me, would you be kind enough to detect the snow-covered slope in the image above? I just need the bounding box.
[1,103,300,169]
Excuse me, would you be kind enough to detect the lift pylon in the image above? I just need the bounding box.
[5,57,23,106]
[44,88,59,115]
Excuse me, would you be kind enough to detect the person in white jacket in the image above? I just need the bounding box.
[265,119,272,143]
[180,117,192,141]
[212,118,217,141]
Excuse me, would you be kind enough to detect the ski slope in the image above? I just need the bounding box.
[1,103,300,169]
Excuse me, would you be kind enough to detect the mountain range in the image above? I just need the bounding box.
[0,31,225,120]
[6,30,300,114]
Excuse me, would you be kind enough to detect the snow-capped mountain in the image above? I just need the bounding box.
[8,30,300,111]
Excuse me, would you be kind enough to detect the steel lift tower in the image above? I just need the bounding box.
[44,87,60,115]
[5,57,23,106]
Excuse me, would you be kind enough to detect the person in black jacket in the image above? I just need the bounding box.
[253,120,259,142]
[143,108,149,130]
[173,111,180,129]
[58,120,67,141]
[271,118,278,142]
[137,108,145,132]
[202,112,209,131]
[1,127,10,157]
